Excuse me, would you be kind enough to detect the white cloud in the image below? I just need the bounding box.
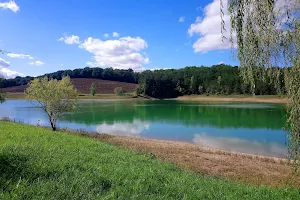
[0,57,24,78]
[149,68,171,71]
[103,33,109,38]
[7,53,34,59]
[0,57,10,68]
[218,61,224,65]
[60,64,64,66]
[29,60,44,66]
[58,35,81,44]
[112,32,120,38]
[179,16,185,23]
[0,1,19,12]
[79,36,149,71]
[188,0,236,53]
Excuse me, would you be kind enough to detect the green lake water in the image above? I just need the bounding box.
[0,100,287,158]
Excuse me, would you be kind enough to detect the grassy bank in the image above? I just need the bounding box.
[1,121,299,199]
[102,136,300,188]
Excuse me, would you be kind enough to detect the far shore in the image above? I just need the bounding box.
[5,92,288,103]
[175,95,288,104]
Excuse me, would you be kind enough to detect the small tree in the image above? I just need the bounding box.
[190,76,197,94]
[0,76,5,103]
[25,76,78,131]
[0,92,5,103]
[198,85,204,94]
[114,87,125,96]
[90,82,97,96]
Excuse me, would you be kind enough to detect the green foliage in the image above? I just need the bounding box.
[25,76,78,131]
[0,78,5,103]
[114,87,125,96]
[135,85,145,96]
[0,92,5,103]
[190,76,197,94]
[1,121,299,199]
[90,82,97,96]
[286,58,300,166]
[222,0,300,166]
[138,65,285,98]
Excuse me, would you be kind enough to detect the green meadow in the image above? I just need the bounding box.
[1,121,299,199]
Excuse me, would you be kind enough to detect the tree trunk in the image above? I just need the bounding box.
[50,119,56,131]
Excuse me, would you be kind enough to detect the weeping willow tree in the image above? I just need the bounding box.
[0,49,5,103]
[221,0,300,166]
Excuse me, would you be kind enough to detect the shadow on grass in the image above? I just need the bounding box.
[0,152,112,195]
[0,153,30,192]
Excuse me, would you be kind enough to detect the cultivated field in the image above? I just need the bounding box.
[1,78,138,94]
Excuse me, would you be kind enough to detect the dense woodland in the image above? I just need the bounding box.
[0,64,286,98]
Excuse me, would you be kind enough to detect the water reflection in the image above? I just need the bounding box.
[193,133,286,158]
[96,119,150,136]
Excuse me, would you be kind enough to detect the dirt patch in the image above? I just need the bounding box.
[176,96,288,104]
[100,136,299,188]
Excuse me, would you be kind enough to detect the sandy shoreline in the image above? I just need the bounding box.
[5,92,288,103]
[175,96,288,104]
[96,134,299,188]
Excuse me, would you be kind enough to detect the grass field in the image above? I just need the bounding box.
[1,121,299,199]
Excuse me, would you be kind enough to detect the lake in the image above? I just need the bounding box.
[0,100,287,158]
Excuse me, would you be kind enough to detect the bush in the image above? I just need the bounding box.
[0,92,5,103]
[114,87,126,96]
[90,82,97,96]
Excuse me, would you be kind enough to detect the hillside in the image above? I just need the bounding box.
[1,78,138,94]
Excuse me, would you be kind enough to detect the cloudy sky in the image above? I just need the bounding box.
[0,0,239,78]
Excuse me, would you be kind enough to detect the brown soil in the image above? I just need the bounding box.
[2,78,138,94]
[176,96,288,104]
[98,135,300,188]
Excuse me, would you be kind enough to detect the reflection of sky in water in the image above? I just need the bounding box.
[192,133,286,158]
[0,100,287,158]
[96,119,150,136]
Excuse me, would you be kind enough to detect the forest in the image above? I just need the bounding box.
[0,64,286,98]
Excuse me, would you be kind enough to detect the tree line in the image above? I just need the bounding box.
[0,64,287,98]
[136,65,286,98]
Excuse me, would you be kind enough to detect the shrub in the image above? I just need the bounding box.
[114,87,125,96]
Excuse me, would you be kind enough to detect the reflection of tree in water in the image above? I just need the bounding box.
[63,101,286,130]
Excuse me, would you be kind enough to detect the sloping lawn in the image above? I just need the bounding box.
[0,121,299,199]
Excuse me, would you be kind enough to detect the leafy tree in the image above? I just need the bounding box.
[221,0,300,166]
[25,76,78,131]
[0,92,5,103]
[198,85,204,94]
[0,77,5,103]
[190,76,197,94]
[90,82,97,96]
[114,87,126,96]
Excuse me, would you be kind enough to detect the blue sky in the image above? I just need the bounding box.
[0,0,239,78]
